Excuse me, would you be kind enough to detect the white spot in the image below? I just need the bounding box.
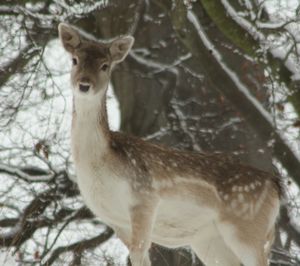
[232,186,237,192]
[250,183,256,190]
[131,159,137,166]
[224,194,229,200]
[244,186,249,192]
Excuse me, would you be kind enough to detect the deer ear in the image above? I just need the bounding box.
[110,36,134,63]
[58,23,81,53]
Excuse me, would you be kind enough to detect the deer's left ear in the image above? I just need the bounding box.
[58,23,81,53]
[110,36,134,64]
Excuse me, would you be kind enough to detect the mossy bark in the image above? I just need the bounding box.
[201,0,294,90]
[201,0,258,57]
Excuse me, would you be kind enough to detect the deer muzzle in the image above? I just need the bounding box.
[79,83,90,92]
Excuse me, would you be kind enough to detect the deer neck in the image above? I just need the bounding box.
[72,88,111,155]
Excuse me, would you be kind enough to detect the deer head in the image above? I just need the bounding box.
[58,23,134,98]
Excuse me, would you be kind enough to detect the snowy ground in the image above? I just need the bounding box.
[0,252,16,266]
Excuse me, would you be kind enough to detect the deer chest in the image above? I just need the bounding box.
[76,155,132,226]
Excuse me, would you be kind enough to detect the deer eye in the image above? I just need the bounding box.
[101,63,109,71]
[72,58,78,65]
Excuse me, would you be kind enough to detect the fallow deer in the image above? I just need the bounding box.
[58,23,282,266]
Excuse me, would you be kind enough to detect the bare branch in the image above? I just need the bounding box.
[0,44,37,89]
[42,228,114,266]
[0,172,81,249]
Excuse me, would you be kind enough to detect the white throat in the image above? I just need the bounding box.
[72,89,110,154]
[74,89,105,117]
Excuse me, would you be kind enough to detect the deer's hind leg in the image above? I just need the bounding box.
[216,221,271,266]
[216,182,280,266]
[192,237,241,266]
[191,223,240,266]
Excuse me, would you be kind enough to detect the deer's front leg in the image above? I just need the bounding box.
[129,197,158,266]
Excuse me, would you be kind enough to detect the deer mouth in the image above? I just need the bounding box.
[79,83,90,92]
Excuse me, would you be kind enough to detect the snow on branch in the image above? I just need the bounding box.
[256,20,299,30]
[130,49,191,75]
[221,0,265,42]
[0,163,54,182]
[220,0,300,80]
[187,11,272,121]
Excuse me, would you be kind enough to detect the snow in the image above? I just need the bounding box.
[107,84,121,131]
[52,0,108,17]
[261,0,299,20]
[0,20,27,69]
[262,0,300,79]
[130,49,191,75]
[0,252,16,266]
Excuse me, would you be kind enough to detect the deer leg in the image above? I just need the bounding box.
[192,236,241,266]
[217,222,268,266]
[129,198,158,266]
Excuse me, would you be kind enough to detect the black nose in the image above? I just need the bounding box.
[79,84,90,92]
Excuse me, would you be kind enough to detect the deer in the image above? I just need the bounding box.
[58,22,282,266]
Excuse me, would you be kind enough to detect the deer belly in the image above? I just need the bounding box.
[152,198,218,247]
[76,166,131,227]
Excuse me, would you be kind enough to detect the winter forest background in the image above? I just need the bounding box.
[0,0,300,265]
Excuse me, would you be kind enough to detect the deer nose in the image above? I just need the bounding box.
[79,83,90,92]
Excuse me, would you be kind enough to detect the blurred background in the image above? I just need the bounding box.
[0,0,299,265]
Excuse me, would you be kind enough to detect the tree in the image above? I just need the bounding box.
[0,0,299,265]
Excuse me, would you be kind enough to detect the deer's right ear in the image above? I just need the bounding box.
[58,23,81,53]
[110,36,134,64]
